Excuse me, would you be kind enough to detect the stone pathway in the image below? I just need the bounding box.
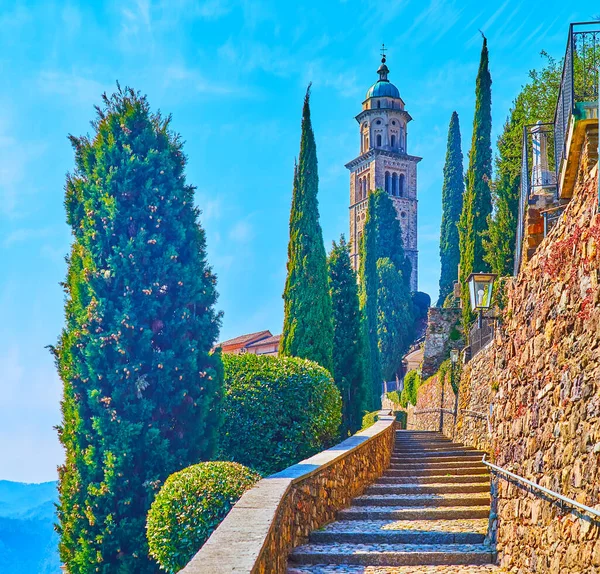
[288,430,501,572]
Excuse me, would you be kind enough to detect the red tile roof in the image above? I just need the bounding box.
[246,334,281,347]
[217,330,272,348]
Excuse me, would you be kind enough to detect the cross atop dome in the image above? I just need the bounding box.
[377,44,390,82]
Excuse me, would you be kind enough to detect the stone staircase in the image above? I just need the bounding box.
[288,430,500,573]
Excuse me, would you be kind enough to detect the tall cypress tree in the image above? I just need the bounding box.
[280,85,334,372]
[438,111,464,306]
[53,86,223,573]
[459,34,493,326]
[328,235,367,435]
[376,257,412,381]
[360,189,414,405]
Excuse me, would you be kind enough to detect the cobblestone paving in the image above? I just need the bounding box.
[319,519,488,534]
[288,564,504,573]
[288,431,496,572]
[355,493,490,501]
[290,543,492,554]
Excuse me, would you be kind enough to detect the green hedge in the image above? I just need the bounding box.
[361,410,379,429]
[146,461,260,573]
[219,354,342,475]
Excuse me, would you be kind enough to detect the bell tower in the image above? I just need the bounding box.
[345,47,420,291]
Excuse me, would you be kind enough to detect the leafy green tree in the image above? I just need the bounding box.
[280,85,334,372]
[360,189,414,405]
[484,53,561,276]
[53,86,223,573]
[459,34,493,327]
[438,111,464,306]
[327,236,368,435]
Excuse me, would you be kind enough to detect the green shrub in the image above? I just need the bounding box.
[219,354,342,475]
[146,461,260,573]
[403,370,421,406]
[361,410,379,429]
[386,390,401,405]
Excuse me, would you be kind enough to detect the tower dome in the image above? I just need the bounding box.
[365,55,400,99]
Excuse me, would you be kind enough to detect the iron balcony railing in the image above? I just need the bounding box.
[555,22,600,177]
[514,122,557,275]
[515,22,600,276]
[469,317,494,358]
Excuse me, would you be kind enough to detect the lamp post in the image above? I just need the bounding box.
[467,273,497,327]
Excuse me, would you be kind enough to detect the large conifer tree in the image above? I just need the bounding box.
[280,85,334,372]
[327,236,367,435]
[360,189,414,404]
[437,111,464,306]
[459,34,492,326]
[54,87,223,573]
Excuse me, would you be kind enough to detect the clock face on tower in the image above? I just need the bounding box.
[344,51,421,292]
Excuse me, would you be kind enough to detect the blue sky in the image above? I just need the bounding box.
[0,0,597,482]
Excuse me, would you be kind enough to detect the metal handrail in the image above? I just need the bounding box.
[482,454,600,520]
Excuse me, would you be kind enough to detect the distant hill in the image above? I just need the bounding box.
[0,480,60,574]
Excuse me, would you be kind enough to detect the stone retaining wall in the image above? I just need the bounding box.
[453,166,600,572]
[181,415,396,574]
[406,373,458,438]
[488,166,600,572]
[421,307,462,378]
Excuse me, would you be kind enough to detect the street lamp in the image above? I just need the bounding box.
[450,349,459,365]
[467,272,497,327]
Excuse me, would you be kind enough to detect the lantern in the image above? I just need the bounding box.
[466,273,497,312]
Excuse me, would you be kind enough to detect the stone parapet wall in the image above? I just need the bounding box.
[182,415,396,574]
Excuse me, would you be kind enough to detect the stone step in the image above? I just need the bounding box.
[289,542,495,566]
[393,447,478,454]
[352,493,490,508]
[309,518,488,545]
[338,505,491,521]
[309,528,486,545]
[288,564,503,573]
[389,460,486,470]
[390,455,484,464]
[366,482,490,495]
[377,473,490,484]
[383,466,490,478]
[391,452,484,460]
[312,517,488,536]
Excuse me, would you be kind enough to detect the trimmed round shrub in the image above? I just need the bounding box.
[219,353,342,475]
[146,461,260,573]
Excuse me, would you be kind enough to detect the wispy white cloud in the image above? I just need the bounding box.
[37,70,109,104]
[2,227,55,248]
[0,115,47,217]
[467,0,510,46]
[400,0,465,45]
[229,218,255,243]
